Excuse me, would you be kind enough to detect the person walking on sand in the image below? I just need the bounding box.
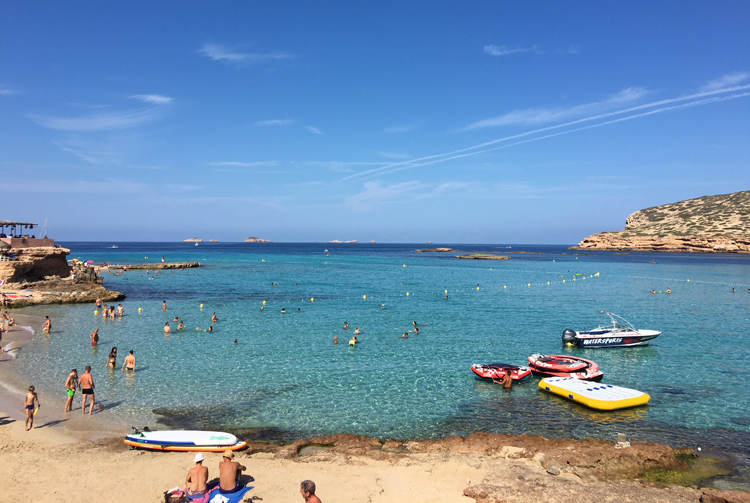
[164,322,172,334]
[25,386,40,431]
[79,366,95,416]
[300,480,322,503]
[42,316,51,333]
[90,328,99,345]
[64,369,78,412]
[122,350,136,371]
[186,453,209,500]
[218,449,246,494]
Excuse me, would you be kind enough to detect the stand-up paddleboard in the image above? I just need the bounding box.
[539,377,650,411]
[124,429,247,452]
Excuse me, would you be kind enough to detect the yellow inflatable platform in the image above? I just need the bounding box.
[539,377,650,411]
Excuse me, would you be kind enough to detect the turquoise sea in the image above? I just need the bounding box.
[10,242,750,478]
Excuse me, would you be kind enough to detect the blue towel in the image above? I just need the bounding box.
[205,485,253,503]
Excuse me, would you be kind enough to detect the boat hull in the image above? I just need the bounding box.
[574,330,660,348]
[471,363,531,381]
[527,354,604,381]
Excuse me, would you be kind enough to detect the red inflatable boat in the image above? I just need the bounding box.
[527,354,603,381]
[471,363,532,381]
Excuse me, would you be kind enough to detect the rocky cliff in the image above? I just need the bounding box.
[0,246,71,283]
[245,237,271,243]
[573,191,750,253]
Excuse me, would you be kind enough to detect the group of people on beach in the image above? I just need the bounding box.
[184,450,321,502]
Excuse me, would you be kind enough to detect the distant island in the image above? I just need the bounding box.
[573,190,750,253]
[327,240,357,243]
[183,238,203,242]
[370,240,376,243]
[455,254,510,260]
[208,239,219,243]
[245,237,271,243]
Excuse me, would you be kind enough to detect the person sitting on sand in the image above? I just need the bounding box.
[105,347,117,369]
[218,450,246,493]
[90,328,99,345]
[64,369,78,413]
[164,322,172,334]
[186,453,209,500]
[300,480,322,503]
[24,385,40,431]
[177,321,185,330]
[122,350,136,371]
[42,316,51,333]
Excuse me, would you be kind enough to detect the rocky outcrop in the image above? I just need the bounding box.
[121,262,201,270]
[208,239,219,243]
[4,277,124,307]
[455,254,510,260]
[245,237,271,243]
[183,238,203,242]
[573,190,750,253]
[415,248,454,252]
[0,246,71,283]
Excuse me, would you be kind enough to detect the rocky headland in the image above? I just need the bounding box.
[183,237,203,242]
[245,237,271,243]
[0,246,123,307]
[573,191,750,253]
[455,254,511,260]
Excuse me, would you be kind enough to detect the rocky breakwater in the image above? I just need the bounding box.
[455,254,511,260]
[573,190,750,253]
[0,246,123,307]
[123,262,201,270]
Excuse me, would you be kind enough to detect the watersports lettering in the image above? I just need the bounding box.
[582,338,622,345]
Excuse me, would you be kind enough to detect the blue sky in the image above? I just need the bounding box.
[1,1,749,243]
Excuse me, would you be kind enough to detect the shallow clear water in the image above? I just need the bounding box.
[11,243,750,455]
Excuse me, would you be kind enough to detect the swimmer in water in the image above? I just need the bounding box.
[410,327,419,334]
[444,295,449,299]
[260,306,264,311]
[177,321,185,330]
[333,335,339,344]
[297,308,301,313]
[173,316,179,322]
[164,322,172,334]
[211,313,218,322]
[207,326,213,332]
[281,308,286,314]
[90,328,100,345]
[666,288,671,294]
[233,339,238,344]
[354,327,361,335]
[381,304,385,309]
[399,333,408,339]
[343,322,349,330]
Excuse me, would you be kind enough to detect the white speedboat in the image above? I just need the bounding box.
[562,312,661,348]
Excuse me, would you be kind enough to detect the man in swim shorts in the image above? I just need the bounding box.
[24,385,39,431]
[122,350,136,371]
[494,369,513,390]
[218,449,246,493]
[64,369,78,413]
[79,365,95,416]
[186,453,209,500]
[300,480,322,503]
[90,328,99,345]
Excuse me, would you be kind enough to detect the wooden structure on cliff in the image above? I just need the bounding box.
[0,220,54,248]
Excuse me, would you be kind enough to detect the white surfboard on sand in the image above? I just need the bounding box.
[126,430,238,446]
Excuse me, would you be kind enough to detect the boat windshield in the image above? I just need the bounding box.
[596,311,637,332]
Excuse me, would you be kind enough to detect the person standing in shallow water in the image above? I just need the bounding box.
[90,328,99,345]
[24,386,40,431]
[42,316,51,333]
[79,366,95,416]
[122,350,136,371]
[64,369,77,412]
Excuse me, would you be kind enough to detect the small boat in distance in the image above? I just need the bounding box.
[111,245,118,248]
[471,363,531,381]
[528,354,603,381]
[562,312,661,348]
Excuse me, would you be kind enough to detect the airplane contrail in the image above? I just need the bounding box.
[337,83,750,183]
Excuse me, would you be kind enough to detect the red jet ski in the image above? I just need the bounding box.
[527,354,603,381]
[471,363,532,381]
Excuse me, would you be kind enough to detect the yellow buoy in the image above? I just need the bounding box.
[444,289,448,294]
[553,259,555,262]
[477,286,480,290]
[504,285,507,289]
[403,264,407,267]
[200,304,204,308]
[262,259,265,262]
[563,280,566,283]
[262,300,266,305]
[94,310,98,315]
[406,292,410,296]
[547,282,550,285]
[311,297,315,301]
[528,283,531,287]
[363,295,367,299]
[687,279,690,282]
[138,307,142,312]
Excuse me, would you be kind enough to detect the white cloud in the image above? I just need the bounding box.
[435,182,471,192]
[376,151,411,160]
[383,122,424,133]
[304,126,323,134]
[345,181,429,209]
[0,86,16,96]
[208,161,279,167]
[463,87,649,130]
[702,72,750,92]
[254,119,293,127]
[305,161,389,172]
[198,43,294,64]
[130,94,173,104]
[484,44,539,56]
[32,104,166,131]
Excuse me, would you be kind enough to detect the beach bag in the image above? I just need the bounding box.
[164,488,186,503]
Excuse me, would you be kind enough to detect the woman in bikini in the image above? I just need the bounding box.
[105,347,118,369]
